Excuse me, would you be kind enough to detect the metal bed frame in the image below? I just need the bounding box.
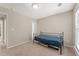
[33,32,64,55]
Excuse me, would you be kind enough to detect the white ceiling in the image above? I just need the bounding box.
[0,3,75,19]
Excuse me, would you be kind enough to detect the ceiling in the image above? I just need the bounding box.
[0,3,75,19]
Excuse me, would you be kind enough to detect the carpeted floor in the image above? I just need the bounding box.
[0,41,76,56]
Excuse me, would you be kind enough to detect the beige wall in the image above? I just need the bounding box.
[0,7,32,48]
[8,11,32,47]
[37,11,73,47]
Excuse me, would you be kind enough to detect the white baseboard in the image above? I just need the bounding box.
[64,43,73,48]
[7,41,30,49]
[73,45,79,56]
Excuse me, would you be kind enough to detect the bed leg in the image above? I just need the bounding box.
[33,39,35,44]
[59,42,63,55]
[62,42,64,54]
[60,46,62,55]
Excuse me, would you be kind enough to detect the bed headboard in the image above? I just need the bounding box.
[40,32,64,37]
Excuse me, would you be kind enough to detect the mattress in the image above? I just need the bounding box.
[34,34,63,47]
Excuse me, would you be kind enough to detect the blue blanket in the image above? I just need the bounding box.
[34,34,63,47]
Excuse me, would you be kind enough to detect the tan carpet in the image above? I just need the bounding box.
[0,41,76,56]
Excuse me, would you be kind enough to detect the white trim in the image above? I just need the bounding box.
[73,45,79,56]
[7,41,30,49]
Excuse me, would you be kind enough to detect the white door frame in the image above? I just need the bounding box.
[0,12,7,48]
[75,9,79,46]
[74,9,79,56]
[0,19,4,43]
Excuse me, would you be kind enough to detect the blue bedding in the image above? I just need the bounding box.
[34,34,63,47]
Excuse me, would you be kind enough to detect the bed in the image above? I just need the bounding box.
[33,32,64,55]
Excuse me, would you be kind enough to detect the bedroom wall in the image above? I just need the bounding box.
[37,11,73,47]
[0,7,32,48]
